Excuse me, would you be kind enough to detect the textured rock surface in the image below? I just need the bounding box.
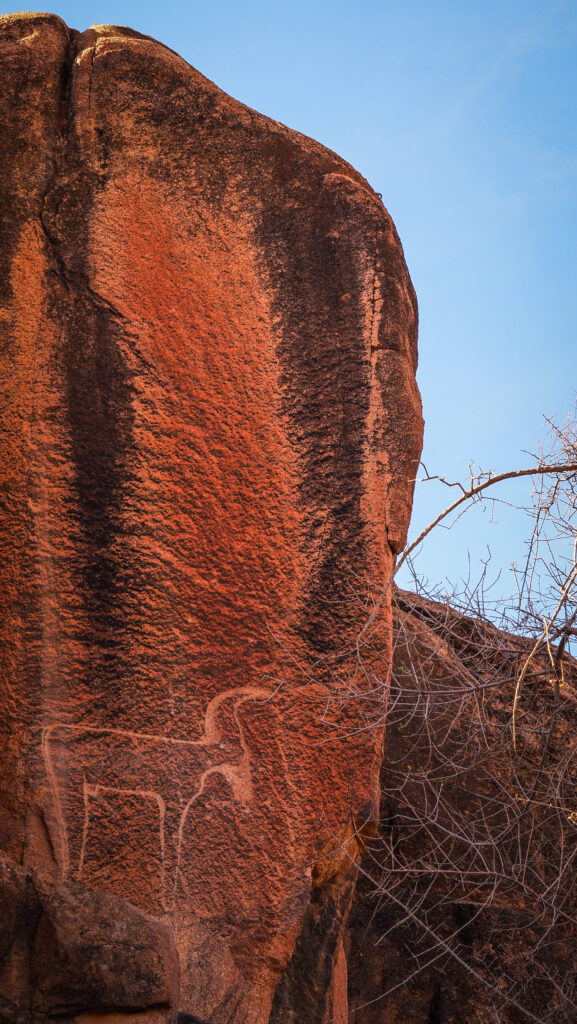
[0,854,177,1024]
[0,12,423,1021]
[347,590,577,1024]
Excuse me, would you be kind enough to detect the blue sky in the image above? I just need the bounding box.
[14,0,577,601]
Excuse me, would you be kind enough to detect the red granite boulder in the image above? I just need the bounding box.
[0,13,422,1021]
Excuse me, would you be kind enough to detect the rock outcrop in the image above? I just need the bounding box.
[347,590,577,1024]
[0,13,423,1022]
[0,856,177,1024]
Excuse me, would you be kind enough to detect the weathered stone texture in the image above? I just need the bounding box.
[0,854,177,1024]
[0,12,423,1021]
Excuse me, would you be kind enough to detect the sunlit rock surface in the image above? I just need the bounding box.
[0,13,423,1022]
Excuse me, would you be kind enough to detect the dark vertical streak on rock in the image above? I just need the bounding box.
[270,866,357,1024]
[427,983,443,1024]
[257,174,370,656]
[0,15,73,759]
[63,300,134,651]
[40,30,136,674]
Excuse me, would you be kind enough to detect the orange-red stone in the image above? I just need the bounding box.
[0,13,423,1022]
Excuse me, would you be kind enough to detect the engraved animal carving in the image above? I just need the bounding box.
[42,687,270,909]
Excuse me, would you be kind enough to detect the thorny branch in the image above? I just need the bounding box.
[349,410,577,1023]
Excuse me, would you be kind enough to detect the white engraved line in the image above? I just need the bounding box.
[41,725,69,877]
[174,765,224,898]
[40,687,272,893]
[42,686,271,748]
[201,686,271,745]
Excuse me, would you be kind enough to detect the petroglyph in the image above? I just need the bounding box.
[42,687,271,909]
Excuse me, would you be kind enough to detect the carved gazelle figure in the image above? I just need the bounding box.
[42,687,270,910]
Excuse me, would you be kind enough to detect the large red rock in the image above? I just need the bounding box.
[0,12,423,1022]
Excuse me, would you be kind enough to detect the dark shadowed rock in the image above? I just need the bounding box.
[0,855,177,1023]
[347,590,577,1024]
[0,12,423,1021]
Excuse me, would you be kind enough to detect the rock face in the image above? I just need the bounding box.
[0,13,423,1022]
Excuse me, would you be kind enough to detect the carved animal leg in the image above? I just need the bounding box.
[160,799,185,911]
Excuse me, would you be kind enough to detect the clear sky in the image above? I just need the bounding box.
[12,0,577,602]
